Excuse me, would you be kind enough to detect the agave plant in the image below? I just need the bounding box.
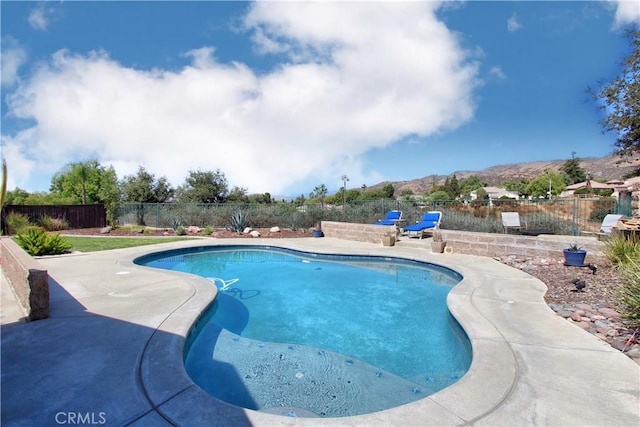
[15,227,72,256]
[230,210,250,233]
[566,243,584,252]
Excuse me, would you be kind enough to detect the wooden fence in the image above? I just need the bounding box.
[1,204,106,233]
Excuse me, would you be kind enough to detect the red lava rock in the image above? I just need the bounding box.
[597,307,622,319]
[575,322,591,330]
[499,254,637,365]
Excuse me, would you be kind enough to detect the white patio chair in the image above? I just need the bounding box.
[501,212,526,234]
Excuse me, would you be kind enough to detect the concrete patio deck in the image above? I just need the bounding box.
[2,237,639,426]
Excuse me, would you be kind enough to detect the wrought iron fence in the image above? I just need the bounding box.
[116,197,620,236]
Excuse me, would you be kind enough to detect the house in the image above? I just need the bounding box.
[561,180,616,198]
[611,176,640,217]
[470,186,520,201]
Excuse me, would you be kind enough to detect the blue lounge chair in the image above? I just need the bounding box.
[375,210,403,226]
[405,211,442,239]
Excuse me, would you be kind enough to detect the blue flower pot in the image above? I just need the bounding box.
[563,249,587,266]
[312,229,324,238]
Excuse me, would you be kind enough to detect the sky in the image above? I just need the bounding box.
[1,1,639,198]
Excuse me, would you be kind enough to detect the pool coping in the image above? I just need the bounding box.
[128,239,640,426]
[3,237,639,426]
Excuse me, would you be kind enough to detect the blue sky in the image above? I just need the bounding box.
[1,1,639,197]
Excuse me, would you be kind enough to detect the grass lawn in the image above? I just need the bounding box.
[65,236,194,252]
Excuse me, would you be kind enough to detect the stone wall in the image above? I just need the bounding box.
[438,229,606,259]
[0,237,49,320]
[321,221,398,245]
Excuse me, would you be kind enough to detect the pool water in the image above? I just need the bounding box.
[137,246,471,417]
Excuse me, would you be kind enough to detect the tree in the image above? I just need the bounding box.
[503,178,530,196]
[592,30,640,161]
[176,169,228,203]
[560,152,587,185]
[78,162,89,204]
[27,191,77,205]
[345,189,361,202]
[311,184,328,208]
[247,192,272,204]
[474,187,488,201]
[428,190,451,202]
[341,174,349,206]
[460,175,488,200]
[4,188,30,205]
[227,186,249,203]
[382,183,395,198]
[121,166,174,203]
[443,174,461,198]
[50,160,120,206]
[358,188,385,200]
[525,169,566,198]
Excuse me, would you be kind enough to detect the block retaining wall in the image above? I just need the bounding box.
[439,230,605,259]
[0,237,49,320]
[321,221,398,245]
[322,221,606,260]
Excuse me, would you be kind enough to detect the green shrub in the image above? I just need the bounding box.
[175,225,186,235]
[6,212,31,235]
[37,215,69,231]
[201,226,214,235]
[604,232,640,327]
[15,227,72,256]
[617,256,640,328]
[604,233,640,268]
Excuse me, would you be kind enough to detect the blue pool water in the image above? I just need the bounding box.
[136,246,471,417]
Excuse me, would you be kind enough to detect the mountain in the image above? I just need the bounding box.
[370,154,640,195]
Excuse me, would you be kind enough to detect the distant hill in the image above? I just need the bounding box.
[369,154,640,196]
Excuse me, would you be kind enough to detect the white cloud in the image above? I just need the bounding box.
[609,0,640,30]
[489,66,507,81]
[28,3,50,31]
[1,37,27,87]
[507,12,522,32]
[2,3,480,195]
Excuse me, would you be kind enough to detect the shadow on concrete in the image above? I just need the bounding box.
[1,274,253,426]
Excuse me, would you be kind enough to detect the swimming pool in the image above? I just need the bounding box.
[136,246,471,417]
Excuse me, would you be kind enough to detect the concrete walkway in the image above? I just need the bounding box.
[2,237,639,426]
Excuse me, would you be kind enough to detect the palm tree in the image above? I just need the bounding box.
[341,174,349,206]
[313,184,327,209]
[77,163,89,205]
